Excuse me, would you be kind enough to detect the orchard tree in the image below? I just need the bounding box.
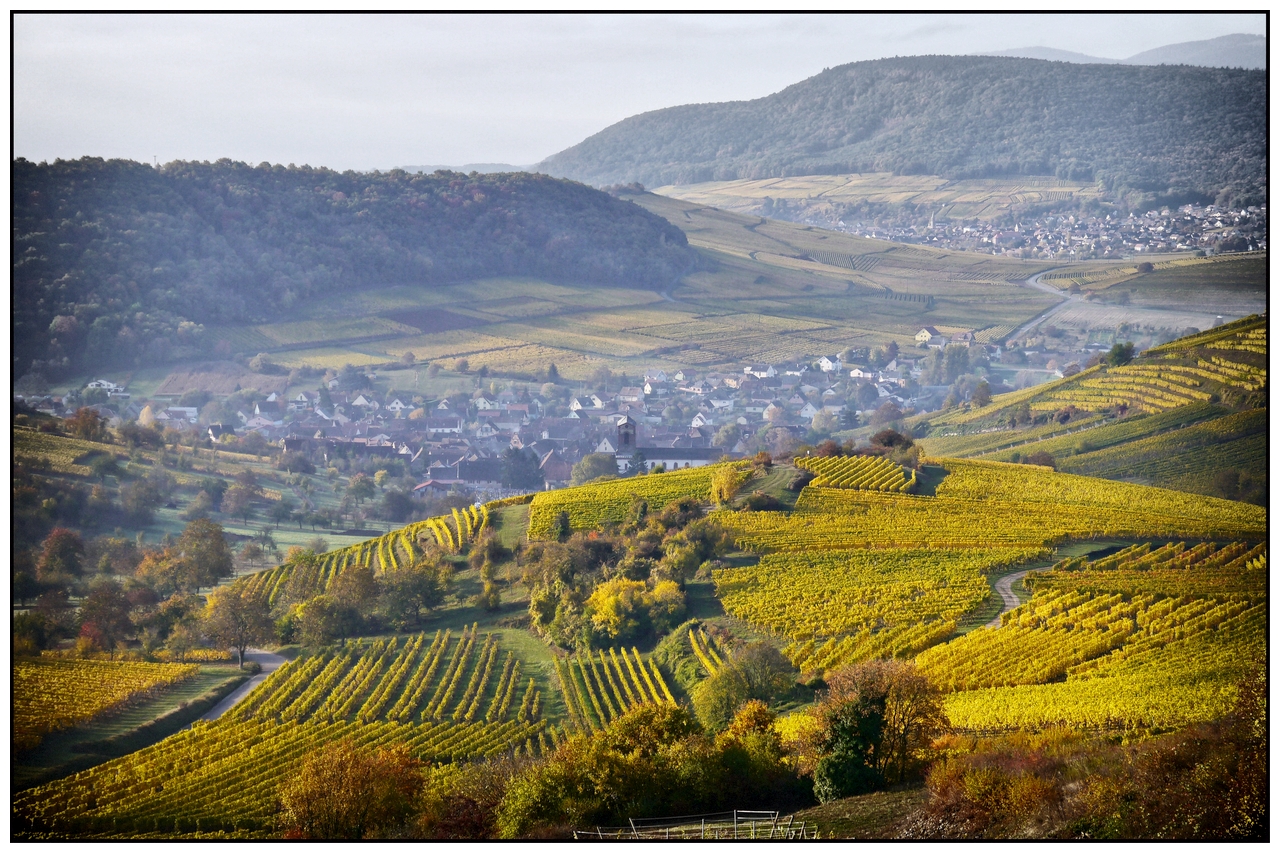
[346,473,376,505]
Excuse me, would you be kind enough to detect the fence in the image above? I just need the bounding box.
[572,810,815,840]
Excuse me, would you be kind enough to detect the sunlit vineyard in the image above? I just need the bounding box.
[719,461,1264,552]
[793,455,916,492]
[13,428,110,476]
[14,659,200,750]
[527,463,738,538]
[554,647,676,732]
[14,627,557,837]
[236,502,492,608]
[689,627,723,676]
[920,541,1265,731]
[714,548,1044,673]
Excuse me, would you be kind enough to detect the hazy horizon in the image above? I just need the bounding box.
[15,13,1266,172]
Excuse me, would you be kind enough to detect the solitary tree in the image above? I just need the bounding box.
[176,518,235,591]
[204,587,274,669]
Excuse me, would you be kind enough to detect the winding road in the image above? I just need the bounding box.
[987,570,1031,628]
[200,648,288,721]
[1006,268,1081,342]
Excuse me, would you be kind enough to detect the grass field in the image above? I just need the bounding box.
[653,173,1106,221]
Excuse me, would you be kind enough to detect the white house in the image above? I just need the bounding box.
[709,398,734,411]
[643,369,667,383]
[818,355,842,373]
[596,437,617,454]
[915,326,943,343]
[87,379,123,392]
[691,411,712,429]
[799,402,820,419]
[474,396,501,411]
[744,364,777,379]
[849,367,873,379]
[386,399,409,413]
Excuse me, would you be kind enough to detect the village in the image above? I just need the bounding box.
[19,313,1154,504]
[826,203,1267,260]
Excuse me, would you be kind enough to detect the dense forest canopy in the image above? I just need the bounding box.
[13,158,696,380]
[539,56,1266,205]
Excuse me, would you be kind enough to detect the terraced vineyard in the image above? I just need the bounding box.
[554,647,676,732]
[14,627,555,837]
[926,314,1266,429]
[689,627,724,676]
[13,428,115,476]
[718,459,1264,553]
[1058,408,1267,489]
[793,455,917,492]
[527,464,737,538]
[714,548,1044,672]
[14,659,200,750]
[237,501,500,607]
[919,541,1265,731]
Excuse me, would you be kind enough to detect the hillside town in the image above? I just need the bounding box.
[821,203,1267,259]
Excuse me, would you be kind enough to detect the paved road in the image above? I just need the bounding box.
[200,648,288,721]
[987,570,1031,628]
[1006,269,1079,342]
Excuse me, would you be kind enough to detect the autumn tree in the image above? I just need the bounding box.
[204,586,274,668]
[37,528,85,584]
[279,739,424,839]
[381,554,451,629]
[66,407,109,442]
[806,659,948,802]
[175,518,234,590]
[78,578,134,658]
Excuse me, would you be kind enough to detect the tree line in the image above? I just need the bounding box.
[14,158,698,383]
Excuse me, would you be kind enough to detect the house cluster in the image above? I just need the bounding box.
[831,204,1267,260]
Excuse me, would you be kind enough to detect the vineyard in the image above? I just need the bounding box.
[979,404,1222,462]
[236,502,493,608]
[919,541,1265,731]
[554,647,677,732]
[13,428,113,476]
[527,463,736,538]
[1057,409,1267,488]
[924,314,1266,432]
[14,626,556,837]
[719,459,1264,553]
[14,659,200,750]
[793,455,916,492]
[714,548,1045,672]
[689,627,724,676]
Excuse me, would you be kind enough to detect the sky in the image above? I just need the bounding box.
[13,13,1267,172]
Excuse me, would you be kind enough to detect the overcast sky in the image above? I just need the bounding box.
[14,13,1267,172]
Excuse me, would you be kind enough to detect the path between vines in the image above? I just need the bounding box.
[987,570,1031,628]
[200,649,287,721]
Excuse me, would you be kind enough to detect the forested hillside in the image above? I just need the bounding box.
[13,159,697,380]
[539,56,1265,206]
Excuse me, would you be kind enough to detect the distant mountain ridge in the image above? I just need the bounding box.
[538,55,1265,206]
[983,33,1265,69]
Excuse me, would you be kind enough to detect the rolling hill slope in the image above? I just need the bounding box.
[538,56,1265,205]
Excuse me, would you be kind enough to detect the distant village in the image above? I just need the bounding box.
[18,344,961,493]
[20,310,1196,501]
[825,203,1267,260]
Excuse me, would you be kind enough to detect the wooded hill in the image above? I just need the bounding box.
[539,56,1265,207]
[13,158,697,380]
